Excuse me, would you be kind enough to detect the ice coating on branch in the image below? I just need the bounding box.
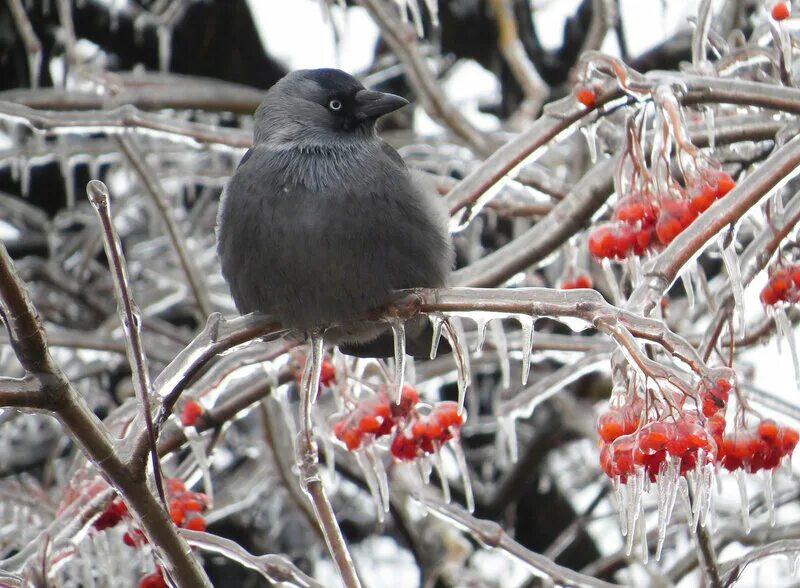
[183,426,215,508]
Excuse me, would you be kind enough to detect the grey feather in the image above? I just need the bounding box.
[216,69,453,351]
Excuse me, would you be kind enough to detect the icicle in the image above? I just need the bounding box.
[736,469,751,533]
[58,144,75,207]
[764,469,775,527]
[699,462,714,528]
[489,319,511,390]
[719,236,745,333]
[498,415,518,464]
[19,157,30,197]
[656,455,680,560]
[355,450,386,523]
[183,426,214,507]
[703,105,715,150]
[451,436,474,512]
[627,255,642,287]
[681,266,695,311]
[601,258,624,305]
[514,314,535,386]
[442,317,470,414]
[422,0,438,26]
[28,50,41,89]
[474,317,489,354]
[430,450,451,504]
[774,308,800,391]
[614,477,628,537]
[390,321,406,404]
[581,123,598,164]
[429,314,443,360]
[638,506,648,563]
[156,25,172,72]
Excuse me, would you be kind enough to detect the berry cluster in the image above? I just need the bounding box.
[718,420,799,473]
[772,2,791,20]
[588,171,735,260]
[93,478,209,586]
[598,377,798,482]
[759,265,800,306]
[330,385,464,462]
[390,402,463,461]
[560,274,593,289]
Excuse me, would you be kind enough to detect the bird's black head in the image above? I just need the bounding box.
[253,68,409,146]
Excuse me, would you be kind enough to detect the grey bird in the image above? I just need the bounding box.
[216,68,454,356]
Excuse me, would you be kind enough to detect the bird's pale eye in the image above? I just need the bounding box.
[328,99,343,111]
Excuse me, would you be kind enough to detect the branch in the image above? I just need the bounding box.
[356,0,494,155]
[418,497,620,588]
[0,240,210,587]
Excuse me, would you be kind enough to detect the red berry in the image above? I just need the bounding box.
[572,274,593,288]
[166,478,186,494]
[342,428,363,451]
[184,515,207,532]
[689,184,716,214]
[320,361,336,386]
[758,419,780,442]
[359,414,382,434]
[638,422,670,453]
[139,570,167,588]
[575,87,596,108]
[714,172,735,197]
[760,284,779,306]
[772,2,791,21]
[597,410,625,443]
[588,224,618,259]
[655,214,684,245]
[169,499,186,525]
[183,496,206,512]
[390,433,418,461]
[781,426,799,453]
[770,269,793,298]
[180,400,204,427]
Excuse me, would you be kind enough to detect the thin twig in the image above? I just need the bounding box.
[6,0,41,88]
[85,180,165,503]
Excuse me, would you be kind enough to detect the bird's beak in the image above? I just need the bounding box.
[354,89,409,120]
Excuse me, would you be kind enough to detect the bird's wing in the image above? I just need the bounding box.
[237,148,254,169]
[380,140,408,170]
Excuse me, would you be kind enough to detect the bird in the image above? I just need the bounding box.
[216,68,454,357]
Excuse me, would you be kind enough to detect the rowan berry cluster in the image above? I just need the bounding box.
[330,385,464,461]
[759,265,800,306]
[598,378,798,483]
[719,420,799,473]
[560,274,593,289]
[588,171,735,260]
[92,478,209,587]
